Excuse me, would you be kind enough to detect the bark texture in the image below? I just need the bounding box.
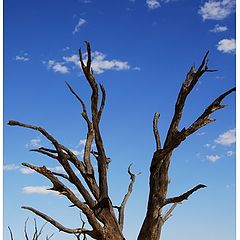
[8,44,235,240]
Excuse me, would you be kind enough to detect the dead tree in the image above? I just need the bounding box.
[8,42,235,240]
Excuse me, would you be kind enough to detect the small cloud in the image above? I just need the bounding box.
[72,18,86,34]
[196,132,206,136]
[3,164,19,171]
[198,0,235,21]
[47,60,69,74]
[76,139,87,148]
[215,128,236,146]
[48,166,65,173]
[132,66,141,71]
[210,24,228,33]
[206,154,220,162]
[26,138,41,148]
[62,46,70,51]
[226,150,235,157]
[217,38,236,54]
[90,52,130,74]
[22,185,59,196]
[15,53,30,62]
[146,0,160,9]
[81,0,92,3]
[205,143,211,148]
[20,167,35,174]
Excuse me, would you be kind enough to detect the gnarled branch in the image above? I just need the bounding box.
[163,184,206,207]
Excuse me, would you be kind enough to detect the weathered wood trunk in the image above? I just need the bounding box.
[137,152,172,240]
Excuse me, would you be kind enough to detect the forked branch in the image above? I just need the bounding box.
[117,164,141,230]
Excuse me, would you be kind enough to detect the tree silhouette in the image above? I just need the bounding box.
[8,42,235,240]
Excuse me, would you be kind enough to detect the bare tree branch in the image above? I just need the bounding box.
[21,162,102,233]
[162,203,180,223]
[24,217,29,240]
[117,164,141,231]
[98,84,106,121]
[163,184,206,206]
[8,226,14,240]
[153,112,161,150]
[65,81,91,126]
[182,87,236,137]
[21,206,96,238]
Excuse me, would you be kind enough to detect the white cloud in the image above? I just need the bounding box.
[48,166,65,172]
[20,168,35,174]
[63,51,130,74]
[198,0,235,20]
[206,154,220,162]
[22,185,80,196]
[76,139,86,148]
[47,60,69,74]
[25,138,41,148]
[146,0,160,9]
[217,38,236,53]
[22,186,59,195]
[90,52,130,74]
[132,66,141,71]
[63,54,79,66]
[215,128,236,146]
[72,18,86,34]
[69,149,84,157]
[205,143,211,148]
[227,150,234,157]
[20,165,65,175]
[210,24,228,32]
[15,53,30,62]
[3,164,19,171]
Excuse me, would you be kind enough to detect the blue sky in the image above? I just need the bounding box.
[3,0,236,239]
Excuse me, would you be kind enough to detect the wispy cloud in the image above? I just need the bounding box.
[22,185,79,196]
[72,18,86,34]
[47,60,69,74]
[196,132,206,136]
[146,0,160,9]
[76,139,87,148]
[198,0,235,20]
[217,38,236,54]
[15,53,30,62]
[62,46,70,51]
[210,24,228,33]
[215,128,236,146]
[26,138,41,148]
[3,164,19,171]
[81,0,92,3]
[206,154,220,162]
[22,185,59,195]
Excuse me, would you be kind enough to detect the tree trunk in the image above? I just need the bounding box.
[137,152,172,240]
